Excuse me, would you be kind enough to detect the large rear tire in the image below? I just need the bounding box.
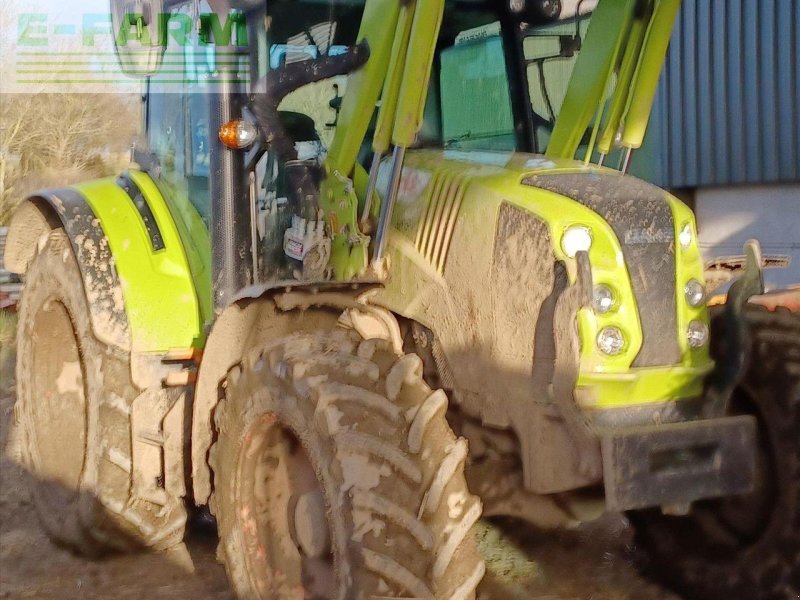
[209,327,485,599]
[630,304,800,600]
[16,230,186,555]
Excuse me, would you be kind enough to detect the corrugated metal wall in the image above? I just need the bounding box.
[655,0,800,188]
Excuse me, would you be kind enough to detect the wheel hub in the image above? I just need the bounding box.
[291,490,331,559]
[241,420,336,599]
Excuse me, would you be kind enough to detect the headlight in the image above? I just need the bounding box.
[684,279,706,307]
[597,326,625,355]
[561,225,592,258]
[679,222,694,250]
[687,320,709,348]
[592,284,616,313]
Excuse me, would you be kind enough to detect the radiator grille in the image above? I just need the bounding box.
[414,168,470,273]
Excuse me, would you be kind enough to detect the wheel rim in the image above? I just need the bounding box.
[29,298,88,505]
[237,414,336,600]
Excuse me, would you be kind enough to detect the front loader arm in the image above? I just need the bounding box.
[324,0,404,177]
[321,0,446,279]
[546,0,682,163]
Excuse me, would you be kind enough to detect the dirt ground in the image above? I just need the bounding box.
[0,316,679,600]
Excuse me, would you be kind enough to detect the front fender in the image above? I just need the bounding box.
[191,281,380,504]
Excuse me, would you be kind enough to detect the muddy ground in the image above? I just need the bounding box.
[0,318,679,600]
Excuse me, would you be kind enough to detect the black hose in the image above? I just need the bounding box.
[249,41,370,164]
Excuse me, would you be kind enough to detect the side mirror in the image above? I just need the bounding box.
[111,0,166,76]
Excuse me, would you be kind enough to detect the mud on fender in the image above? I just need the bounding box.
[6,188,131,350]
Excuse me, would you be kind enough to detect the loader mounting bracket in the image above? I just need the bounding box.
[705,240,765,417]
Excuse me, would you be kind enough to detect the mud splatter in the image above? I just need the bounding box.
[55,361,82,395]
[338,453,390,492]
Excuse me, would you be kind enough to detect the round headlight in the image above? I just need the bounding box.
[687,320,709,348]
[593,284,616,313]
[684,279,706,307]
[561,225,593,258]
[679,223,694,250]
[597,326,625,355]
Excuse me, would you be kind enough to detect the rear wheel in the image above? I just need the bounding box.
[210,327,485,599]
[16,230,186,555]
[631,304,800,600]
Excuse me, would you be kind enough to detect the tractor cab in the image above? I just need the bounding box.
[131,0,603,309]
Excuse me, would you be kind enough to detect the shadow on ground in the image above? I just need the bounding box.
[0,321,232,599]
[0,312,678,600]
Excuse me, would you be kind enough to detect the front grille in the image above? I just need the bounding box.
[523,172,681,367]
[414,168,469,273]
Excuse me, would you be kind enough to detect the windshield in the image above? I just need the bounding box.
[140,0,596,296]
[238,1,513,156]
[248,1,365,148]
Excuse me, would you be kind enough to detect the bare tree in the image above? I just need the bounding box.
[4,93,138,171]
[0,0,141,223]
[0,93,140,223]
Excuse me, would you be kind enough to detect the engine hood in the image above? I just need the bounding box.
[378,148,709,413]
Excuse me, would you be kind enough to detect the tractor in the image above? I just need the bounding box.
[4,0,798,598]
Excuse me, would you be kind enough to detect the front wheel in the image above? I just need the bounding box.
[630,305,800,600]
[209,327,485,599]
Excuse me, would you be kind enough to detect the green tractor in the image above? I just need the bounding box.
[4,0,798,598]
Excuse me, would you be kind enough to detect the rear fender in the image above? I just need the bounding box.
[4,173,206,386]
[6,188,131,349]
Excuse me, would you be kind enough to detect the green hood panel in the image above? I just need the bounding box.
[375,148,711,411]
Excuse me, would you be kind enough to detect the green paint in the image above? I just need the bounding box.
[621,0,682,148]
[73,175,206,353]
[546,0,637,159]
[372,2,415,155]
[392,0,446,147]
[319,171,370,280]
[597,3,650,155]
[321,0,403,279]
[159,12,193,47]
[326,0,402,176]
[129,171,212,336]
[115,13,154,47]
[198,10,247,47]
[374,150,713,410]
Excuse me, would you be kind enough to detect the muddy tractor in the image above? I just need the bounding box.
[4,0,798,598]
